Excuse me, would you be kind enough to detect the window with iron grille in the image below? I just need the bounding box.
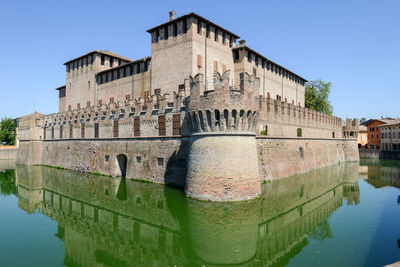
[173,114,181,135]
[134,117,140,136]
[94,123,99,138]
[113,120,119,138]
[158,115,166,136]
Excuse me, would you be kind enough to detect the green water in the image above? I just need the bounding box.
[0,160,400,267]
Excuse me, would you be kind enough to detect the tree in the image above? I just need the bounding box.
[0,117,16,145]
[305,80,333,115]
[360,117,366,124]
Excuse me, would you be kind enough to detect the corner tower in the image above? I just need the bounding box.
[185,71,261,201]
[147,12,239,97]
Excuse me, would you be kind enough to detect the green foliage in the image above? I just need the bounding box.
[0,169,17,196]
[0,117,16,145]
[305,80,333,115]
[260,130,267,136]
[360,117,366,124]
[297,128,302,137]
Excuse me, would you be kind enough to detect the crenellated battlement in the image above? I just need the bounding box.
[35,89,188,141]
[342,118,359,139]
[257,97,343,137]
[185,71,259,134]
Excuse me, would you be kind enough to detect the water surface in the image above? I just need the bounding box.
[1,160,400,266]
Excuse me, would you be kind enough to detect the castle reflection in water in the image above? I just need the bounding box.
[2,162,362,267]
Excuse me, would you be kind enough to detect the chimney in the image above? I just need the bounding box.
[169,11,175,21]
[239,39,246,46]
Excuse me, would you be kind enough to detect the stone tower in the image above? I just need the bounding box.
[185,70,261,201]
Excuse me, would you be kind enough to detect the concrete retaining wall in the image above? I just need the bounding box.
[0,148,17,160]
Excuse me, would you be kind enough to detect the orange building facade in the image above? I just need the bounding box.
[362,119,395,149]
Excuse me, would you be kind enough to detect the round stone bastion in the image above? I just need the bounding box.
[185,132,261,201]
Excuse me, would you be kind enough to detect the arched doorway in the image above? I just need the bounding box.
[116,154,128,178]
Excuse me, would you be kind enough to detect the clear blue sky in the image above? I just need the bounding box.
[0,0,399,120]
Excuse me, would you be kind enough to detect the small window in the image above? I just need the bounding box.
[297,128,302,137]
[105,155,109,161]
[110,57,113,67]
[110,97,114,104]
[98,99,102,105]
[299,147,304,160]
[332,132,335,138]
[178,84,184,91]
[101,55,105,65]
[253,67,257,76]
[157,157,164,166]
[125,94,131,100]
[136,156,142,163]
[77,103,80,109]
[197,54,202,68]
[87,101,90,107]
[214,61,218,72]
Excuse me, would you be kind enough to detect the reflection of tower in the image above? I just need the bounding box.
[185,198,260,266]
[15,165,43,214]
[185,71,261,201]
[342,162,360,205]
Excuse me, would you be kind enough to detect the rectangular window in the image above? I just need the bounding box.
[214,60,218,72]
[94,123,99,138]
[125,94,131,100]
[51,127,54,139]
[157,157,164,166]
[60,125,63,139]
[43,128,46,140]
[101,55,105,65]
[158,115,166,136]
[173,114,181,135]
[214,28,218,41]
[173,22,177,37]
[68,105,71,111]
[134,117,140,136]
[81,125,85,139]
[178,84,185,91]
[98,99,102,105]
[113,120,119,138]
[87,101,90,107]
[70,125,73,138]
[77,103,80,109]
[110,97,114,104]
[110,57,113,67]
[197,54,202,68]
[253,67,257,76]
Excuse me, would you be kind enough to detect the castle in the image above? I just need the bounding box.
[16,11,359,201]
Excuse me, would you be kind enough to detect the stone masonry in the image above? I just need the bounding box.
[16,11,359,201]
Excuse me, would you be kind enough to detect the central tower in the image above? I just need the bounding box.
[185,71,261,201]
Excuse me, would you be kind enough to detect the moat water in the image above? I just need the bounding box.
[1,160,400,266]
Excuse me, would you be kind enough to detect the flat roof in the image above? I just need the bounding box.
[64,50,132,65]
[233,45,308,82]
[55,85,66,91]
[146,12,240,39]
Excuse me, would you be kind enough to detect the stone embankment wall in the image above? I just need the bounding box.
[0,146,17,160]
[257,138,359,181]
[359,149,380,160]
